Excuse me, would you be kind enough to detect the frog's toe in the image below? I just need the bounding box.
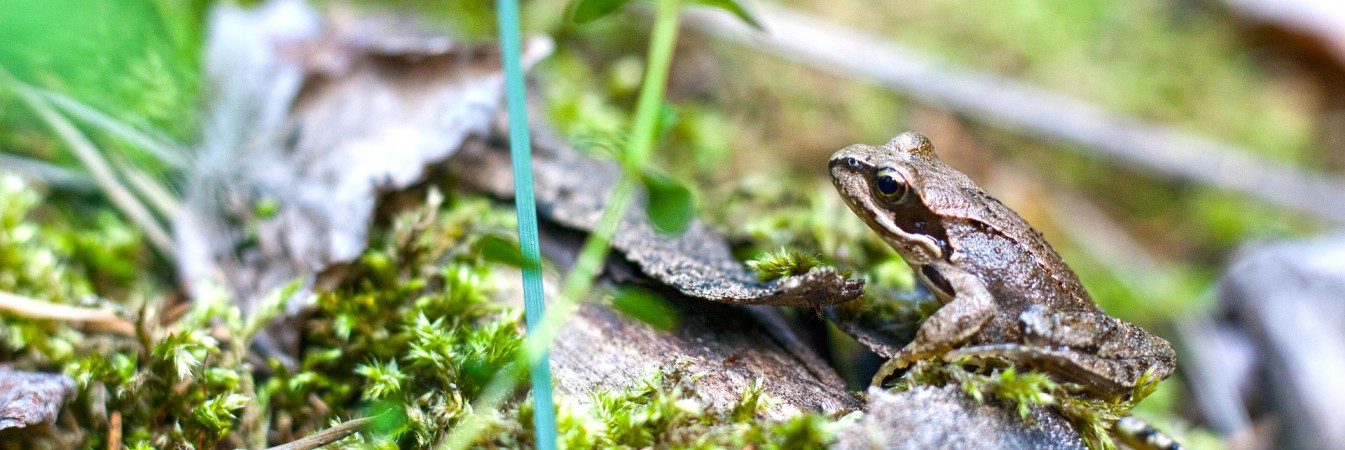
[870,351,927,387]
[870,359,902,387]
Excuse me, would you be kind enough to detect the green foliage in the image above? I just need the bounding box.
[356,359,407,400]
[746,248,822,281]
[0,0,204,166]
[568,0,635,24]
[610,286,680,331]
[567,0,761,29]
[65,294,251,448]
[688,0,762,29]
[0,176,147,368]
[473,233,525,267]
[642,170,698,234]
[0,176,93,303]
[578,362,844,448]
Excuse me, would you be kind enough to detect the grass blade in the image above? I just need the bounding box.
[36,86,188,169]
[0,66,176,257]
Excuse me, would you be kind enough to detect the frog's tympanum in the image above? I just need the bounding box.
[829,132,1176,399]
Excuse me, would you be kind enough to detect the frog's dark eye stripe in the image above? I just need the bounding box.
[874,168,910,203]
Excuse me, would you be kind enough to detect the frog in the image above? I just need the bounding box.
[828,131,1176,400]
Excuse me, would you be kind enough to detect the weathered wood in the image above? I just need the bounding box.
[549,295,860,418]
[0,369,75,431]
[456,124,863,414]
[452,129,863,308]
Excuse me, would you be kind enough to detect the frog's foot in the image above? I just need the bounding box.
[869,348,941,387]
[944,344,1170,400]
[1115,416,1183,450]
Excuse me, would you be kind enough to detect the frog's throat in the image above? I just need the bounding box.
[872,211,943,264]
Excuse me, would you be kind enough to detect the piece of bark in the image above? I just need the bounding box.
[521,212,854,414]
[177,0,551,315]
[0,370,75,431]
[549,295,860,419]
[451,129,864,308]
[452,120,861,414]
[1183,235,1345,449]
[835,386,1086,450]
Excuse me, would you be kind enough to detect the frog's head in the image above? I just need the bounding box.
[828,132,954,268]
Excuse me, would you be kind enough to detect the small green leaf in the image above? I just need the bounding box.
[569,0,635,24]
[474,233,524,267]
[656,103,680,146]
[611,286,680,331]
[691,0,763,30]
[642,171,697,234]
[366,400,410,439]
[254,196,280,219]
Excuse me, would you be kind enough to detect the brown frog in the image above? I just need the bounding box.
[829,132,1176,400]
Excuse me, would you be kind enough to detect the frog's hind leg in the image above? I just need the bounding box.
[871,271,996,386]
[943,344,1142,399]
[946,305,1176,400]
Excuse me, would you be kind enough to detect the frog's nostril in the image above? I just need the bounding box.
[845,157,860,168]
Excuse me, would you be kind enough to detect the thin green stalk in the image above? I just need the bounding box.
[624,0,682,167]
[495,0,557,449]
[442,0,682,447]
[439,177,638,450]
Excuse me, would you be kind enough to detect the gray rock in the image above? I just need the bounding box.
[1183,234,1345,449]
[835,386,1086,450]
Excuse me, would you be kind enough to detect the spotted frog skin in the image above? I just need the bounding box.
[829,132,1176,399]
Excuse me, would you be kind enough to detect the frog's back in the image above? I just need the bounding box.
[931,176,1100,315]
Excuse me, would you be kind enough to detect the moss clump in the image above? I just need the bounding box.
[566,360,846,449]
[0,174,253,448]
[891,357,1163,450]
[747,248,822,281]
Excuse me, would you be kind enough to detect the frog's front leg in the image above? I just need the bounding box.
[871,269,996,385]
[947,305,1176,399]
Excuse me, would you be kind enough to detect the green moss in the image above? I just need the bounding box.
[565,360,844,449]
[893,357,1165,450]
[746,248,822,281]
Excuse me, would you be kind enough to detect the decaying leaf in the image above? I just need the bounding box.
[176,0,553,317]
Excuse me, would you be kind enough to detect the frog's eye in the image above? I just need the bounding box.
[874,168,910,203]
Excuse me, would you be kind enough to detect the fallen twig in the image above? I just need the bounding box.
[0,291,135,336]
[265,416,374,450]
[683,2,1345,225]
[107,410,122,450]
